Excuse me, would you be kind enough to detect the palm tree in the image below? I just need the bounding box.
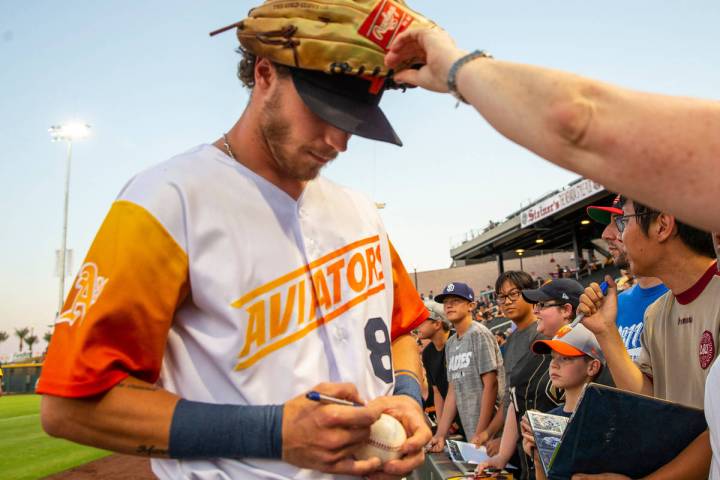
[43,331,53,355]
[25,334,39,357]
[15,327,30,352]
[0,331,8,346]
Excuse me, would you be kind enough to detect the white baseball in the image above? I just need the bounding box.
[354,413,407,464]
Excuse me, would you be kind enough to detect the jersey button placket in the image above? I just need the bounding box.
[298,204,316,255]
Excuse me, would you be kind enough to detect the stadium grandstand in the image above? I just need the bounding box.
[415,177,620,300]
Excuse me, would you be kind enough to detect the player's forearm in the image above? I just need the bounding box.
[392,334,424,406]
[391,334,423,381]
[41,377,179,457]
[643,430,711,480]
[595,328,652,395]
[457,58,720,232]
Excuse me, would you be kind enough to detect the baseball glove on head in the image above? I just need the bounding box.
[211,0,433,145]
[213,0,433,79]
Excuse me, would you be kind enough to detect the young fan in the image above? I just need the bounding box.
[520,325,605,480]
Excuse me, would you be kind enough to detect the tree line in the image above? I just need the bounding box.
[0,328,52,358]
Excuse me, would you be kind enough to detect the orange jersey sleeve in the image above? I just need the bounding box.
[388,240,428,340]
[37,200,189,398]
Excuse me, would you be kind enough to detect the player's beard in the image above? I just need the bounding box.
[260,88,331,182]
[613,251,629,269]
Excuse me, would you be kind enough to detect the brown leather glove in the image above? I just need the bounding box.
[213,0,434,78]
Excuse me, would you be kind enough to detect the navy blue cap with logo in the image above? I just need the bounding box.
[521,278,584,309]
[434,282,475,304]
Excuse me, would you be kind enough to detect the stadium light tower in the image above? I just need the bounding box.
[49,122,91,316]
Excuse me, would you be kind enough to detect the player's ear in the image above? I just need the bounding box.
[254,57,278,94]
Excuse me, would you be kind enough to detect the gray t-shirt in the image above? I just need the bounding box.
[503,322,544,383]
[446,321,506,436]
[501,322,547,410]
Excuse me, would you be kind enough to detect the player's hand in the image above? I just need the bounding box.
[577,276,618,336]
[281,383,383,476]
[520,415,536,457]
[385,27,466,93]
[471,430,489,447]
[427,434,445,453]
[366,395,432,478]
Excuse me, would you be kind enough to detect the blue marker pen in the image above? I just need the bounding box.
[569,281,609,328]
[306,391,363,407]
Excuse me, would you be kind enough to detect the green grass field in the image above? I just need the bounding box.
[0,395,111,480]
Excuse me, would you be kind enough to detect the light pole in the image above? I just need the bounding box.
[49,123,91,316]
[516,249,525,271]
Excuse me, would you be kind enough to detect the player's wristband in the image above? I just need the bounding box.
[169,400,283,459]
[447,49,492,104]
[393,371,423,407]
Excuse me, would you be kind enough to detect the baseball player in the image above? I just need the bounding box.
[37,1,434,478]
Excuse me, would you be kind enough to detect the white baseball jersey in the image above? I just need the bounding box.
[38,144,427,479]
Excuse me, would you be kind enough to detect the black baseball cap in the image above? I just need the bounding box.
[521,278,584,309]
[290,68,402,146]
[435,282,475,304]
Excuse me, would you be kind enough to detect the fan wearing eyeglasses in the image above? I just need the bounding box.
[520,279,584,338]
[586,196,668,363]
[580,197,717,410]
[522,279,617,390]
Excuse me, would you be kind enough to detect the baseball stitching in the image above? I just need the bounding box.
[366,438,402,452]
